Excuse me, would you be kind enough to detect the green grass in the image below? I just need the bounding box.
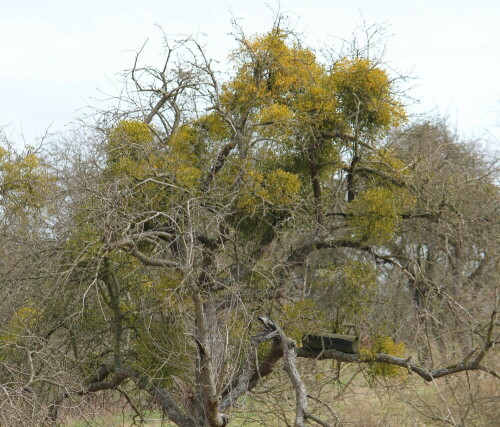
[64,412,168,427]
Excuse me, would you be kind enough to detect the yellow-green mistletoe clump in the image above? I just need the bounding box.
[363,334,407,379]
[236,168,301,214]
[348,187,401,244]
[332,58,406,134]
[167,125,204,189]
[107,120,153,163]
[105,120,159,180]
[0,147,52,211]
[106,120,205,190]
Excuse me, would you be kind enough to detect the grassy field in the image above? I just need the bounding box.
[64,412,166,427]
[64,412,263,427]
[62,366,499,427]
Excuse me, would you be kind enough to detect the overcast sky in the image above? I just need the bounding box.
[1,0,499,150]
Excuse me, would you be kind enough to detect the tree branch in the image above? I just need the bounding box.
[222,317,497,423]
[202,140,237,191]
[105,239,178,268]
[219,324,280,410]
[295,348,499,382]
[193,292,229,426]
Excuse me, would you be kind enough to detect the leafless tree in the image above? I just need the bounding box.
[1,21,498,427]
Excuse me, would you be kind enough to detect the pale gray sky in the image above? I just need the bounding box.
[1,0,499,149]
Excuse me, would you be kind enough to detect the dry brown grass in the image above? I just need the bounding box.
[63,357,499,426]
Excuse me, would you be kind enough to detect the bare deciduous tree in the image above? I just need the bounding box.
[1,19,498,427]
